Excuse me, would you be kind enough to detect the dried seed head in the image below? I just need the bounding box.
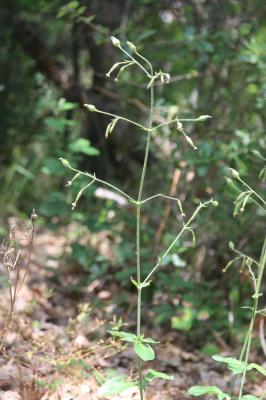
[31,209,38,221]
[0,240,7,255]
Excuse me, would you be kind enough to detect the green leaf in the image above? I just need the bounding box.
[171,308,195,331]
[134,342,155,361]
[248,363,266,376]
[144,369,173,387]
[201,343,220,356]
[142,337,159,344]
[57,98,77,111]
[68,138,100,156]
[241,396,260,400]
[98,376,136,397]
[45,117,75,133]
[212,355,246,374]
[77,15,95,25]
[42,158,65,176]
[188,385,230,400]
[108,330,137,343]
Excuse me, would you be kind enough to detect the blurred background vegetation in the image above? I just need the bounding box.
[0,0,265,350]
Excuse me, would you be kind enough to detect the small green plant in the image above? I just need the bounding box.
[188,163,266,400]
[60,36,216,399]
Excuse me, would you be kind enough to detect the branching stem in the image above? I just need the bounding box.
[62,39,215,400]
[141,193,181,205]
[238,235,266,399]
[63,162,136,204]
[88,108,150,132]
[135,60,154,399]
[143,200,213,285]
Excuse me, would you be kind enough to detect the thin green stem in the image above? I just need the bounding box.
[135,51,153,74]
[143,200,213,285]
[152,117,207,131]
[119,46,151,77]
[141,193,181,205]
[227,180,262,210]
[230,246,260,268]
[62,160,136,204]
[238,235,266,399]
[135,67,154,400]
[86,107,150,132]
[237,177,266,209]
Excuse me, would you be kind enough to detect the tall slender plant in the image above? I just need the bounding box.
[60,36,217,399]
[188,160,266,400]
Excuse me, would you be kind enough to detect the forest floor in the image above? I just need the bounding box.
[0,223,265,400]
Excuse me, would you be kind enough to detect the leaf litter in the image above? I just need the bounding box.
[0,222,265,399]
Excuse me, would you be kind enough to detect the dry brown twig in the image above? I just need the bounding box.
[0,209,37,353]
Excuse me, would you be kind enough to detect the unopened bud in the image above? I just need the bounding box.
[225,177,233,185]
[176,121,183,131]
[164,73,170,83]
[230,168,240,179]
[252,150,260,157]
[84,104,97,112]
[59,158,70,168]
[229,241,235,250]
[212,200,219,207]
[185,135,197,150]
[127,41,136,52]
[111,36,121,48]
[197,115,212,121]
[246,258,252,267]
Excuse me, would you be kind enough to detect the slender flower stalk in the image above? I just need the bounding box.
[60,37,214,400]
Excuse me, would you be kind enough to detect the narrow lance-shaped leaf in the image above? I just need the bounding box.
[188,385,230,400]
[212,355,246,374]
[247,363,266,376]
[108,330,137,343]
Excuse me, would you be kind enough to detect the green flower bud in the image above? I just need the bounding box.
[184,135,197,150]
[197,115,212,121]
[212,200,219,207]
[110,36,121,48]
[176,121,183,131]
[84,104,97,112]
[230,168,240,179]
[127,41,137,52]
[229,241,235,250]
[59,158,70,168]
[225,177,233,185]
